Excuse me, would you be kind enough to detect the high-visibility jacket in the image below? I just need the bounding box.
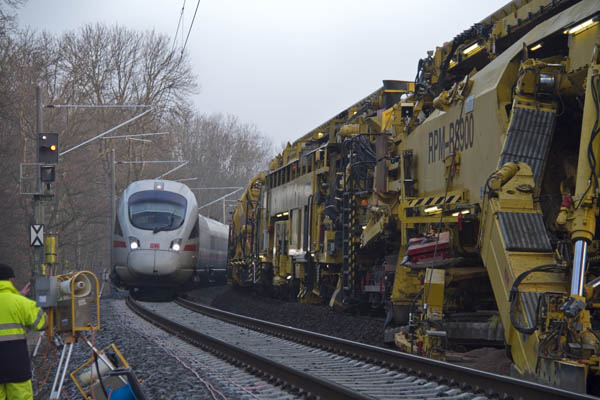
[0,280,46,383]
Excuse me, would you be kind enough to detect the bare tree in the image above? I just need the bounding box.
[0,28,52,281]
[0,0,25,34]
[169,111,273,219]
[0,20,272,282]
[0,22,198,280]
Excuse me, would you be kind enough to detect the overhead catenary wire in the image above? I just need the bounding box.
[117,160,185,164]
[172,0,186,52]
[45,104,151,109]
[102,132,170,139]
[60,108,153,157]
[155,161,189,179]
[198,188,244,210]
[166,0,197,107]
[181,0,201,58]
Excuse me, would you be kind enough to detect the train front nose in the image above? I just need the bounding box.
[127,249,178,276]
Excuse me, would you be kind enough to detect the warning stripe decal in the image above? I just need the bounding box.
[405,190,467,208]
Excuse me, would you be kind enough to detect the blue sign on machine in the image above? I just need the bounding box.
[30,224,44,247]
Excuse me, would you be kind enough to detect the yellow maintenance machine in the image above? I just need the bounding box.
[228,0,600,393]
[228,172,266,288]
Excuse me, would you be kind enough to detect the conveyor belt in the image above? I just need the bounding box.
[499,105,556,186]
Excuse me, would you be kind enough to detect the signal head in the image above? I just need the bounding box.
[38,133,59,164]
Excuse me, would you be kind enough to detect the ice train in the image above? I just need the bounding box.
[111,180,227,298]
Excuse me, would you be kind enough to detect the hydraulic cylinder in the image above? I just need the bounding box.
[570,60,600,296]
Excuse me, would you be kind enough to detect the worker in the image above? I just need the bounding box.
[0,264,46,400]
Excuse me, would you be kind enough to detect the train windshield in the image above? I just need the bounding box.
[128,190,187,233]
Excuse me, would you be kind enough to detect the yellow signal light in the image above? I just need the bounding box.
[50,145,57,151]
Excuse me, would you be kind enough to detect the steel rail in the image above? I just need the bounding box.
[175,296,597,400]
[126,297,374,400]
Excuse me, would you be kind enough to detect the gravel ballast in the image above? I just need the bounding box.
[187,286,386,346]
[31,296,283,400]
[186,285,512,376]
[30,285,511,399]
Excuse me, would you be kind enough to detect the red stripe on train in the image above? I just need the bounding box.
[184,244,197,251]
[113,240,126,248]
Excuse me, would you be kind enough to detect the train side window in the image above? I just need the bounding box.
[303,205,309,251]
[189,219,199,239]
[290,209,298,250]
[114,215,123,236]
[297,208,302,251]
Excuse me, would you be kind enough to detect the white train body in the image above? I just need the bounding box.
[197,214,228,282]
[112,180,199,289]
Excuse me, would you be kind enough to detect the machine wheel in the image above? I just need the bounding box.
[391,304,410,325]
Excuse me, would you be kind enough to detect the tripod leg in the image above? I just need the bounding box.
[49,343,67,399]
[33,331,45,357]
[49,343,73,399]
[56,343,74,397]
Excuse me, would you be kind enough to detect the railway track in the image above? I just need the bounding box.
[126,296,597,400]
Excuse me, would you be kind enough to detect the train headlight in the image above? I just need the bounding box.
[170,239,182,252]
[129,237,140,250]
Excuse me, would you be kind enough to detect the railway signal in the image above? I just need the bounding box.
[40,165,55,183]
[38,133,58,164]
[38,133,58,183]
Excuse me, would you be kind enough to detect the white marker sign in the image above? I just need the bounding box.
[30,224,44,247]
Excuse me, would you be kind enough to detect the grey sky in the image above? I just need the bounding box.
[19,0,508,145]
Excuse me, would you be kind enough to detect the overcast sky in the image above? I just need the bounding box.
[19,0,508,145]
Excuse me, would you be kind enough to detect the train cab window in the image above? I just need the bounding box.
[128,190,187,232]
